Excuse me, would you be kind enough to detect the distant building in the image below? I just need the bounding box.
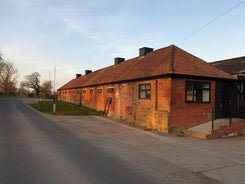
[58,45,236,133]
[211,56,245,119]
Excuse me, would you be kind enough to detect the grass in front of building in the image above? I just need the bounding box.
[31,101,103,115]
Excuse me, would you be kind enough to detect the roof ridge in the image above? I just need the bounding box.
[169,45,175,73]
[211,56,245,64]
[58,45,236,91]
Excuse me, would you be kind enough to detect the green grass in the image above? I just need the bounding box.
[31,101,103,116]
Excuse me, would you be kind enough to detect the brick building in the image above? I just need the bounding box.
[211,56,245,119]
[58,45,235,133]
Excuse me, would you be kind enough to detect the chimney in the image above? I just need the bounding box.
[85,70,92,75]
[139,47,154,57]
[114,57,125,65]
[76,74,82,78]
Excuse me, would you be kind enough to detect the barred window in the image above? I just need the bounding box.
[139,84,151,99]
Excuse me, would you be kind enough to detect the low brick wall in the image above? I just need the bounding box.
[211,122,245,138]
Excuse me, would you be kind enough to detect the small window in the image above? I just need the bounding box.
[107,88,114,93]
[185,81,211,103]
[82,90,86,94]
[90,89,94,93]
[139,84,151,99]
[98,89,102,93]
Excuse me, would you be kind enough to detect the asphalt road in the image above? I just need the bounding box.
[0,98,221,184]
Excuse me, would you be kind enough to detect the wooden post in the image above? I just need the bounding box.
[53,103,56,113]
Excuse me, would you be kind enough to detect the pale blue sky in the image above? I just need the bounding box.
[0,0,244,89]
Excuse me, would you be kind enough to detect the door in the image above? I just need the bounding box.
[215,81,240,119]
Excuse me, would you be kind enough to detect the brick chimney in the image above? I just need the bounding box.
[85,70,92,75]
[139,47,154,57]
[76,74,82,78]
[114,57,125,65]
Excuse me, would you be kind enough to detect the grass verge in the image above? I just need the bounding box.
[31,101,103,116]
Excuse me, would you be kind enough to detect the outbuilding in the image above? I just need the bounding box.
[211,56,245,119]
[58,45,235,133]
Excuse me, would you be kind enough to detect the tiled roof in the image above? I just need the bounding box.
[58,45,235,90]
[210,56,245,75]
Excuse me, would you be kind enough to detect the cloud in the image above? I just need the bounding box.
[51,2,136,44]
[9,0,43,8]
[1,39,69,87]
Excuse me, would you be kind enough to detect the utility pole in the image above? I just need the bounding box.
[53,66,56,113]
[53,66,56,101]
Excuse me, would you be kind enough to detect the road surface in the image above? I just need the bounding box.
[0,98,225,183]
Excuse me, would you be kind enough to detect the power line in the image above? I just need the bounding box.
[177,0,245,43]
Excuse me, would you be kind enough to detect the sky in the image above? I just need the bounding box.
[0,0,244,89]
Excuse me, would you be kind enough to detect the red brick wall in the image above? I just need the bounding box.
[60,80,171,132]
[95,86,105,110]
[58,90,70,102]
[170,78,215,130]
[116,83,135,122]
[211,122,245,138]
[81,87,97,109]
[134,79,171,132]
[154,78,171,132]
[58,77,216,133]
[70,89,81,104]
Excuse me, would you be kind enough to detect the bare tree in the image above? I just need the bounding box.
[41,80,52,98]
[24,72,41,95]
[0,61,18,95]
[0,51,4,75]
[18,81,30,96]
[0,49,3,61]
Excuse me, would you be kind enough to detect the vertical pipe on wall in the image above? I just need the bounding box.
[119,84,122,119]
[241,81,244,117]
[212,106,215,130]
[229,99,232,126]
[151,80,158,130]
[133,83,137,120]
[155,80,158,110]
[79,89,82,106]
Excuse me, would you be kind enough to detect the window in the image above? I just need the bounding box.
[98,89,102,93]
[82,90,86,94]
[107,88,114,93]
[139,84,151,99]
[185,81,211,103]
[90,89,94,93]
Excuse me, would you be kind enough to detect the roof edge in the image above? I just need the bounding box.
[57,73,236,91]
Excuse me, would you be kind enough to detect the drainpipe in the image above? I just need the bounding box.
[79,89,82,106]
[241,81,244,117]
[119,84,122,119]
[133,83,137,120]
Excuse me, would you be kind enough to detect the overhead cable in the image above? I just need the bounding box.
[177,0,245,43]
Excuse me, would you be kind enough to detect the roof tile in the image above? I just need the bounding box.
[58,45,235,90]
[211,56,245,74]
